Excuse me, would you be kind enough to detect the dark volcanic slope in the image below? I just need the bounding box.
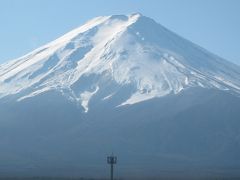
[0,88,239,177]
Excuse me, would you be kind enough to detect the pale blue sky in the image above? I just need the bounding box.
[0,0,239,65]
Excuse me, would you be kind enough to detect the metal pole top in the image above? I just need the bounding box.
[107,155,117,164]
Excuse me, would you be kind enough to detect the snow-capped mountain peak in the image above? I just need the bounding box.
[0,13,240,112]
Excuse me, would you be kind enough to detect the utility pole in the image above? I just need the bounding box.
[107,154,117,180]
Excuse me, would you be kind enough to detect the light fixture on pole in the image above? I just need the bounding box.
[107,154,117,180]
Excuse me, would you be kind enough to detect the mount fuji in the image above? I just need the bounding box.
[0,13,240,178]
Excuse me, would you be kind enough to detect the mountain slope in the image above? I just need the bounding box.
[0,88,240,177]
[0,13,239,112]
[0,13,240,178]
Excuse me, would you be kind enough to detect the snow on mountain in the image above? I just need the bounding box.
[0,13,240,112]
[1,13,240,177]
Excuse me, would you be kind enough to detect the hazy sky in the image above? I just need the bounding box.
[0,0,239,65]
